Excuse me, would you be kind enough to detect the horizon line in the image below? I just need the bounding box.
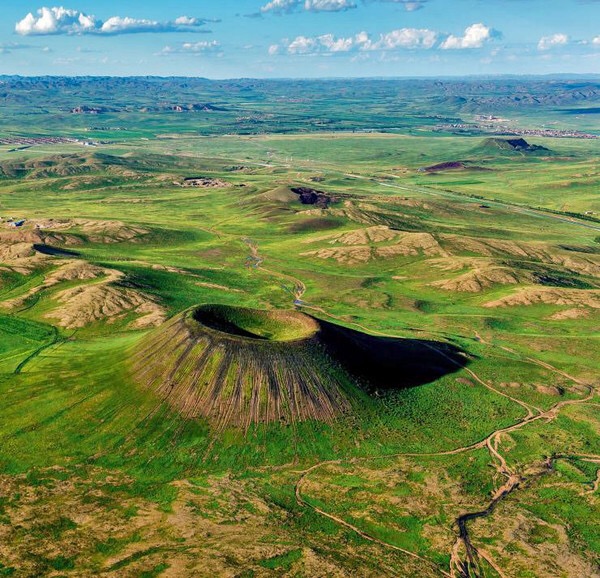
[1,72,600,81]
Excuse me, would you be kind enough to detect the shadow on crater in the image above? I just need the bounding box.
[33,243,81,258]
[317,318,470,393]
[193,307,267,340]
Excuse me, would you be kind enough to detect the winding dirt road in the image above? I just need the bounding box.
[211,195,598,577]
[292,336,596,578]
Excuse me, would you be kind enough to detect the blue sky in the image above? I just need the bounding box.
[0,0,599,77]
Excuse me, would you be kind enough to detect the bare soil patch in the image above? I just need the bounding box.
[549,308,591,320]
[431,264,522,293]
[46,275,165,329]
[302,231,446,263]
[180,177,230,188]
[484,287,600,309]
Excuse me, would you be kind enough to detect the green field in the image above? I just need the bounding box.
[0,77,599,577]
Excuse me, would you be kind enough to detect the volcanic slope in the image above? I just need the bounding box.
[132,305,351,430]
[131,305,467,431]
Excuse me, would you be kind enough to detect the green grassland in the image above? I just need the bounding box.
[0,78,599,577]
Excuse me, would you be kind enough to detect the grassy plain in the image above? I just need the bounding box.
[0,77,598,577]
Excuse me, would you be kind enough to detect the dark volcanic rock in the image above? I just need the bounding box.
[482,137,549,153]
[505,138,545,151]
[291,187,336,209]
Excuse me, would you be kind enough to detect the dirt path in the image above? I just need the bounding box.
[295,461,453,577]
[499,344,589,387]
[292,333,596,577]
[202,154,600,575]
[242,238,264,269]
[14,326,61,375]
[168,178,596,575]
[553,453,600,494]
[592,468,600,494]
[242,237,306,302]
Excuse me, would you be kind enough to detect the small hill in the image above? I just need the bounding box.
[259,185,299,204]
[0,151,211,180]
[0,153,130,179]
[130,304,467,431]
[421,161,490,173]
[423,161,467,172]
[479,137,549,154]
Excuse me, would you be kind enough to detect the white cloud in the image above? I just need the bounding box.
[272,23,497,55]
[174,16,202,26]
[15,7,212,36]
[276,28,438,54]
[377,0,429,11]
[261,0,299,13]
[287,36,319,54]
[367,28,437,50]
[537,33,569,50]
[100,17,160,34]
[285,33,363,54]
[261,0,429,13]
[402,1,426,10]
[440,23,493,50]
[161,40,221,55]
[593,36,600,46]
[305,0,356,10]
[16,7,93,35]
[261,0,356,13]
